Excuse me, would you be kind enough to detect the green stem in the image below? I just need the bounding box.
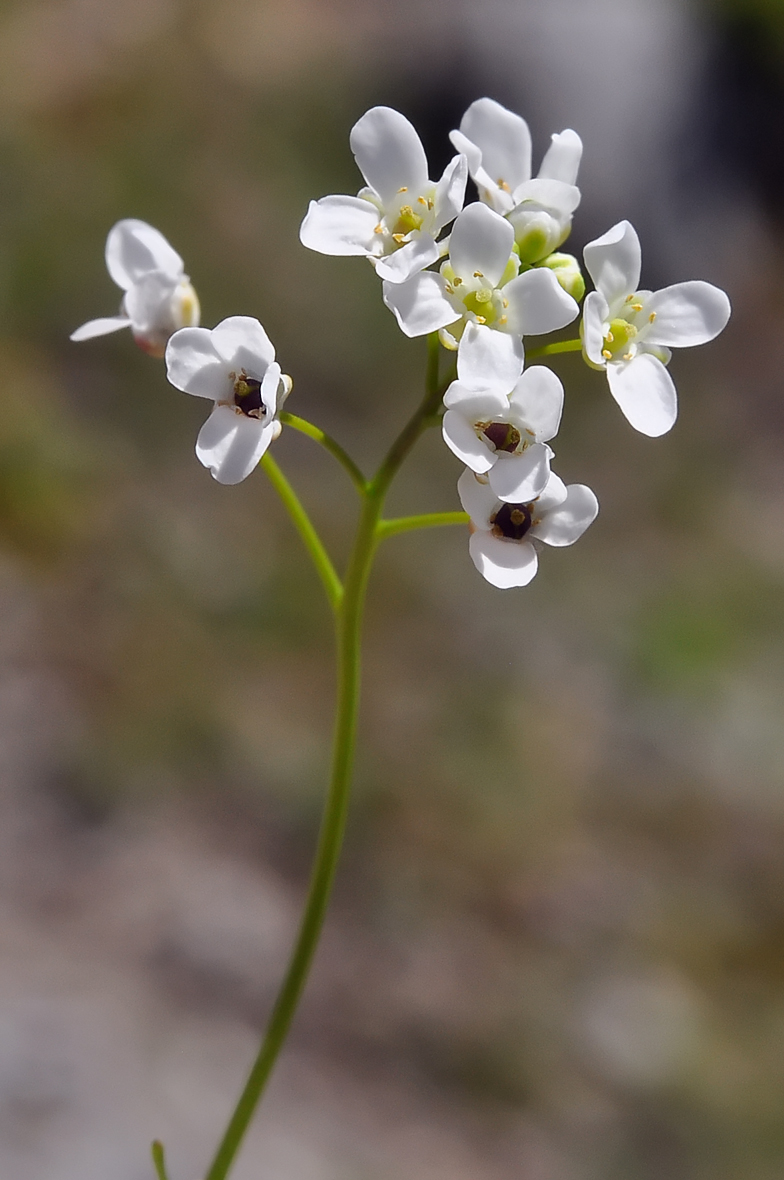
[525,337,583,359]
[260,452,343,613]
[376,511,469,541]
[280,412,368,495]
[203,333,444,1180]
[151,1142,169,1180]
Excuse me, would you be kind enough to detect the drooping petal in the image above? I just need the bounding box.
[259,361,283,417]
[488,442,552,502]
[581,291,609,367]
[105,219,184,289]
[433,153,468,232]
[383,272,457,337]
[469,531,538,589]
[375,234,440,283]
[503,267,578,336]
[165,327,230,400]
[583,220,641,306]
[123,271,176,333]
[212,316,276,373]
[456,322,523,391]
[442,380,509,420]
[195,404,275,485]
[457,98,533,194]
[643,281,731,348]
[509,365,564,441]
[606,353,678,436]
[533,483,598,546]
[449,203,515,287]
[349,107,429,206]
[70,315,131,341]
[299,195,380,256]
[510,178,581,217]
[442,411,495,473]
[538,129,583,185]
[457,467,497,529]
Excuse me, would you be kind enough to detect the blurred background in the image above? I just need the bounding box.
[0,0,781,1176]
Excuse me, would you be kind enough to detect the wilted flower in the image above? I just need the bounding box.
[300,106,467,284]
[71,219,199,357]
[165,316,291,485]
[582,220,731,436]
[457,466,598,589]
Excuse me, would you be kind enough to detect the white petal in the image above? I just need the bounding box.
[537,129,583,185]
[442,411,494,473]
[468,531,538,588]
[433,153,468,232]
[488,442,552,502]
[582,291,609,367]
[260,361,283,417]
[195,404,275,485]
[70,315,130,341]
[166,328,229,400]
[448,129,482,178]
[457,467,497,528]
[382,272,457,337]
[449,203,514,287]
[457,322,523,391]
[510,178,580,217]
[299,195,380,256]
[535,471,568,513]
[606,353,678,436]
[105,219,183,289]
[583,220,641,305]
[123,271,176,332]
[503,267,578,336]
[212,316,276,372]
[644,281,731,348]
[457,98,532,193]
[509,365,564,441]
[533,483,598,546]
[442,380,508,419]
[349,107,428,206]
[375,234,440,283]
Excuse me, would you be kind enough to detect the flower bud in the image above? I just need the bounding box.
[508,205,568,264]
[536,252,585,303]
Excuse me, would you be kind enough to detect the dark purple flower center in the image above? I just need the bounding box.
[491,501,533,541]
[482,421,521,453]
[233,374,265,418]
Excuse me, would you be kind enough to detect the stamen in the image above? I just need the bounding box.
[473,271,484,278]
[631,303,643,312]
[397,186,408,193]
[374,224,383,234]
[427,198,434,210]
[445,285,454,294]
[417,196,427,206]
[453,276,463,286]
[602,349,612,359]
[623,351,634,360]
[498,315,507,325]
[502,298,509,309]
[392,233,406,243]
[606,331,614,343]
[649,311,657,323]
[475,316,487,324]
[497,179,511,193]
[625,294,635,303]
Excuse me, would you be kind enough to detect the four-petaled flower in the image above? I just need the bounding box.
[71,219,200,357]
[582,220,731,436]
[165,317,291,485]
[299,106,467,284]
[442,324,563,503]
[383,202,578,374]
[450,97,583,264]
[458,467,598,589]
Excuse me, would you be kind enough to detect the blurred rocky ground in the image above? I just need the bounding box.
[0,0,783,1177]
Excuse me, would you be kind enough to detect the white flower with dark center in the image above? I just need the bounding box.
[299,106,467,284]
[450,97,582,264]
[582,220,731,436]
[383,202,578,371]
[71,219,200,357]
[442,323,563,502]
[458,467,598,589]
[165,317,291,485]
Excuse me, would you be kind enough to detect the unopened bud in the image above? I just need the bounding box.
[536,252,585,303]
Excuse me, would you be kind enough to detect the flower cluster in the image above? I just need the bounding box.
[72,98,730,588]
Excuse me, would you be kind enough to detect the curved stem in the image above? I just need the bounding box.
[203,334,444,1180]
[151,1142,169,1180]
[376,511,469,541]
[526,337,583,359]
[260,452,343,613]
[280,412,368,495]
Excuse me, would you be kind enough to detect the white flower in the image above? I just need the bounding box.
[450,97,582,263]
[458,467,598,589]
[165,316,291,485]
[383,202,578,372]
[71,219,200,357]
[442,323,563,502]
[299,106,467,284]
[582,220,731,437]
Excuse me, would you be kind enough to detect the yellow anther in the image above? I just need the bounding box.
[453,276,463,286]
[374,224,383,234]
[417,196,427,206]
[625,294,635,302]
[631,303,643,312]
[473,271,484,278]
[445,285,454,294]
[623,351,634,360]
[649,311,657,323]
[602,349,613,359]
[392,233,406,243]
[475,315,487,324]
[397,186,408,193]
[502,298,509,308]
[497,179,511,193]
[498,315,507,325]
[427,198,434,210]
[606,331,614,343]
